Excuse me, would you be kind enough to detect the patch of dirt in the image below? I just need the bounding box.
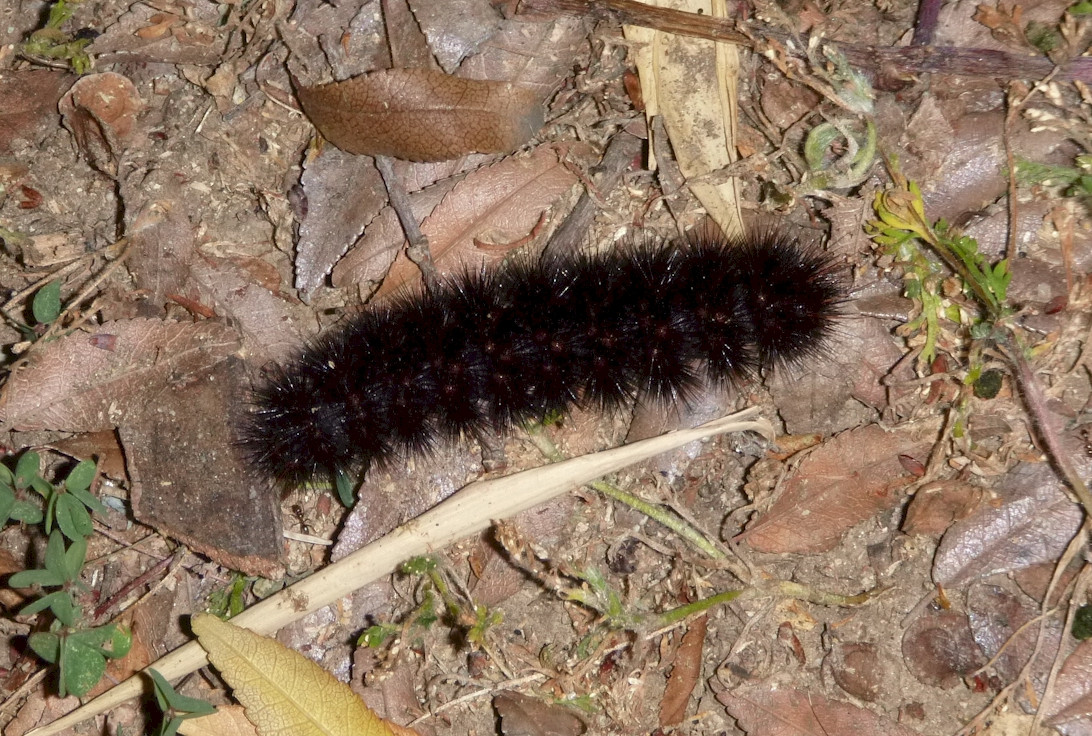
[2,1,1092,736]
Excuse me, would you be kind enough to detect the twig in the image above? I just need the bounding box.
[1004,335,1092,513]
[1032,557,1092,734]
[374,154,440,291]
[543,131,644,258]
[91,549,186,623]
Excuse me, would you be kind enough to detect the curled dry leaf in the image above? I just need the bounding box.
[737,421,938,554]
[659,615,707,727]
[191,613,419,736]
[622,0,743,238]
[58,72,143,176]
[0,319,241,433]
[294,68,545,162]
[825,641,885,703]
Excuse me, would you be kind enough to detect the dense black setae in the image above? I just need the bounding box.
[241,231,845,488]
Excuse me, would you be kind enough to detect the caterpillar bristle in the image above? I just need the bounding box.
[240,230,845,489]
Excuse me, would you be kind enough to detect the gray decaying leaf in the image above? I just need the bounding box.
[901,610,986,689]
[932,462,1083,589]
[294,146,387,297]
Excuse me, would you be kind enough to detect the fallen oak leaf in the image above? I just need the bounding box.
[294,68,545,162]
[191,613,420,736]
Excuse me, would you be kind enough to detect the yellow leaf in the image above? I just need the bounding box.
[191,614,407,736]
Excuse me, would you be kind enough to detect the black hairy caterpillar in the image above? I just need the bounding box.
[242,231,844,488]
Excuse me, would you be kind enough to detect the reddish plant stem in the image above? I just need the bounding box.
[1005,334,1092,515]
[90,550,183,623]
[910,0,943,46]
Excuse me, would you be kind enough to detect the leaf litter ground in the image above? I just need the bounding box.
[2,1,1092,736]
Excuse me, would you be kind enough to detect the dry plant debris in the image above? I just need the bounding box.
[2,1,1092,736]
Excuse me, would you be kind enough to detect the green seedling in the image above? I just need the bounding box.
[22,0,94,74]
[28,619,131,698]
[41,458,109,541]
[206,572,251,619]
[148,668,216,736]
[869,175,1011,363]
[0,455,45,527]
[11,530,88,626]
[12,529,132,697]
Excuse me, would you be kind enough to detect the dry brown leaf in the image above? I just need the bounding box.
[0,70,72,154]
[49,430,128,481]
[659,615,707,727]
[0,319,241,433]
[123,357,283,578]
[191,613,416,736]
[377,144,580,295]
[0,548,28,609]
[901,610,986,689]
[295,68,544,162]
[330,177,459,291]
[738,421,938,553]
[932,462,1084,588]
[494,691,585,736]
[186,257,320,364]
[902,480,987,537]
[717,686,922,736]
[826,642,884,702]
[58,72,143,176]
[126,189,197,313]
